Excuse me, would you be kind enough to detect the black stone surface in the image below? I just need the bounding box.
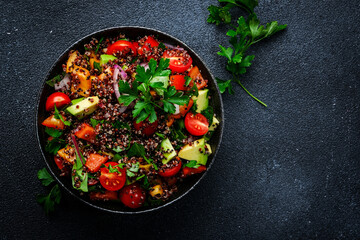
[1,0,359,239]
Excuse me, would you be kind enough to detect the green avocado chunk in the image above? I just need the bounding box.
[209,116,219,131]
[150,76,169,96]
[178,138,211,165]
[100,54,117,66]
[191,89,209,113]
[161,138,176,164]
[66,96,99,119]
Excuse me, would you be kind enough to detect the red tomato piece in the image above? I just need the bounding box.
[85,153,108,173]
[45,92,71,111]
[54,155,65,170]
[89,191,118,201]
[119,183,146,209]
[170,75,186,91]
[132,41,139,50]
[158,158,182,177]
[145,36,159,47]
[106,40,137,56]
[42,115,65,130]
[137,44,150,55]
[74,123,96,142]
[179,99,194,117]
[185,113,209,136]
[188,66,208,90]
[99,162,126,191]
[163,50,193,73]
[182,165,207,177]
[133,119,158,137]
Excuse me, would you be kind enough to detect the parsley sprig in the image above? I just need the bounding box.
[118,58,190,123]
[36,168,62,215]
[54,104,71,126]
[208,0,287,107]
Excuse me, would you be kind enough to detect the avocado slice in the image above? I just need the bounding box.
[150,76,169,96]
[161,138,176,164]
[209,116,219,131]
[71,97,85,105]
[100,54,117,66]
[66,96,99,119]
[178,138,211,165]
[191,89,209,113]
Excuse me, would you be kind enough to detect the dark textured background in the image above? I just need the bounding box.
[1,0,359,239]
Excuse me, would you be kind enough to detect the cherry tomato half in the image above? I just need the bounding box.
[133,119,158,137]
[119,183,146,209]
[42,114,66,130]
[185,113,209,136]
[45,92,71,111]
[99,162,126,191]
[158,158,182,177]
[106,40,137,56]
[182,165,207,177]
[163,50,193,73]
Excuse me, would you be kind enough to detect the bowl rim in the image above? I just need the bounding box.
[35,26,224,214]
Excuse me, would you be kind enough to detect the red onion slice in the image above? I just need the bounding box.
[140,62,149,71]
[104,112,111,119]
[113,65,129,112]
[174,104,180,115]
[163,43,184,51]
[71,135,84,165]
[54,74,70,91]
[114,64,127,80]
[119,106,128,113]
[113,66,121,99]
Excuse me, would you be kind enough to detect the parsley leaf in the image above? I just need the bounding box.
[108,163,125,174]
[126,162,140,177]
[54,104,71,126]
[127,143,146,158]
[184,76,192,86]
[184,160,201,168]
[93,61,101,72]
[158,42,166,50]
[37,168,55,186]
[37,184,62,215]
[201,106,214,125]
[95,37,103,54]
[216,78,234,94]
[45,137,66,155]
[46,73,64,87]
[207,4,233,25]
[136,174,145,181]
[45,127,62,138]
[141,176,150,190]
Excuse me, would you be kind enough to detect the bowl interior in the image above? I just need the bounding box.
[36,26,224,213]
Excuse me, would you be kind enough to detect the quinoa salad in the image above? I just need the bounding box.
[41,33,220,208]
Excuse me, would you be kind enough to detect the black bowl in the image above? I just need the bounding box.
[36,26,224,213]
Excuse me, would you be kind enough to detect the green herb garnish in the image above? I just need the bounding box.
[95,37,104,54]
[36,168,62,215]
[118,58,190,123]
[184,160,201,169]
[54,104,71,126]
[126,162,140,177]
[207,0,287,107]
